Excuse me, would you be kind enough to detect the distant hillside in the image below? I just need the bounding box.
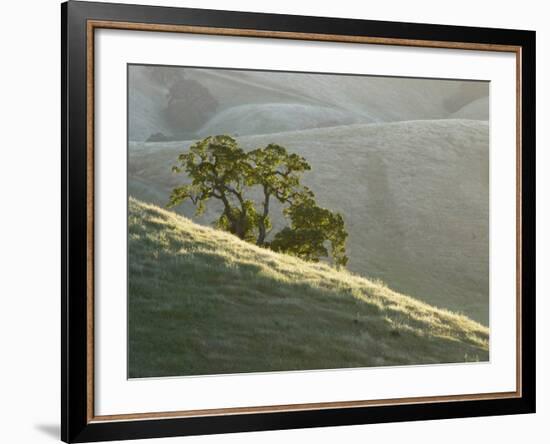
[128,198,489,378]
[451,97,490,120]
[128,65,488,141]
[129,119,489,325]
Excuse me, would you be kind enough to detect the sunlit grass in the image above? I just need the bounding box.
[128,197,489,378]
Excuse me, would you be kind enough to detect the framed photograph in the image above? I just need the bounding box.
[61,1,535,442]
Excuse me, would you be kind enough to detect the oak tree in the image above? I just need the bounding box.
[168,135,348,267]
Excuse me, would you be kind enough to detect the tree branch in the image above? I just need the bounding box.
[223,184,245,205]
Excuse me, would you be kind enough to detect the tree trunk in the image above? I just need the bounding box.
[257,188,270,245]
[217,185,250,240]
[218,192,242,238]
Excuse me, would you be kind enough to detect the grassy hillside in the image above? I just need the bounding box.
[129,119,489,325]
[128,198,488,379]
[128,65,488,141]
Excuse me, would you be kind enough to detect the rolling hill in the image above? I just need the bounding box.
[128,65,488,141]
[128,197,488,378]
[129,119,489,325]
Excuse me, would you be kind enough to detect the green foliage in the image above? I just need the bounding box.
[168,135,253,239]
[270,194,348,267]
[169,135,349,266]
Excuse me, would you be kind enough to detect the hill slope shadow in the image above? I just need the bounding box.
[128,198,488,378]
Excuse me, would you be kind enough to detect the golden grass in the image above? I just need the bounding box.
[128,197,489,378]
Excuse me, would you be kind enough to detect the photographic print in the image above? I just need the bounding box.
[127,64,490,379]
[63,5,535,440]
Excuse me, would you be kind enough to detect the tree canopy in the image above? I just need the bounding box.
[168,135,348,267]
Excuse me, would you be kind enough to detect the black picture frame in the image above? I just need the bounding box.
[61,1,536,442]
